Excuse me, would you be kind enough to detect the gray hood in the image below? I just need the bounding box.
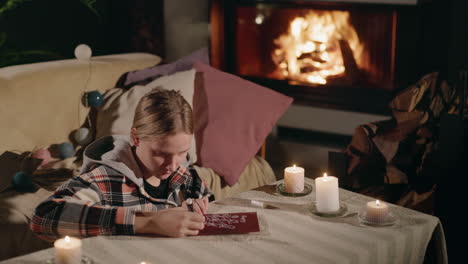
[80,135,144,187]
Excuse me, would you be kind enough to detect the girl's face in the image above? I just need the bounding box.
[134,132,192,180]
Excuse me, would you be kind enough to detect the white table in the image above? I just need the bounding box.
[2,179,447,264]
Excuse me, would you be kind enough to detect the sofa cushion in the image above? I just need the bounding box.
[96,69,198,162]
[116,48,209,89]
[193,62,293,186]
[196,156,276,200]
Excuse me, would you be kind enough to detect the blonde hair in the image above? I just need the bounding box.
[132,88,193,140]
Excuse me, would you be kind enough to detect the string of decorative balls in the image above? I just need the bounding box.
[12,44,103,192]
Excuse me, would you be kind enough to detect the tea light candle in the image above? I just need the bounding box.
[315,173,340,213]
[365,200,389,223]
[284,164,304,193]
[54,236,82,264]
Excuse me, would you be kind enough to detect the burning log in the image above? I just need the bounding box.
[297,52,327,64]
[300,64,320,74]
[339,39,360,84]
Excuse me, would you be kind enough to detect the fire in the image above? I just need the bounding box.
[272,10,364,85]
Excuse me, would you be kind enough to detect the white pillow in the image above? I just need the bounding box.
[96,69,197,162]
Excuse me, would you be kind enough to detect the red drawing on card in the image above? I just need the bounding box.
[198,212,260,235]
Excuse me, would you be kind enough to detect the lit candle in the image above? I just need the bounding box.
[284,164,304,193]
[54,236,82,264]
[315,173,340,212]
[365,200,389,223]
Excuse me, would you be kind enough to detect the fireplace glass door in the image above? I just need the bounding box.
[211,1,425,114]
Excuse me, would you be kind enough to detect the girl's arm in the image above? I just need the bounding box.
[30,166,205,241]
[30,172,139,241]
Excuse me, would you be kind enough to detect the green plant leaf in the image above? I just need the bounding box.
[79,0,100,19]
[0,0,31,16]
[0,32,6,48]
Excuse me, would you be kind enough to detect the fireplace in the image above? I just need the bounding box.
[210,0,428,115]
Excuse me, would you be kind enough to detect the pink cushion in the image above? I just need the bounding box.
[193,62,293,186]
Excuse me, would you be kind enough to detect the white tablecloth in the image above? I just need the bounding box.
[2,179,447,264]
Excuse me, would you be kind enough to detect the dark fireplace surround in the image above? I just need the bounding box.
[210,0,434,115]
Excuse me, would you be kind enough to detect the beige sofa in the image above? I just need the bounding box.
[0,53,275,261]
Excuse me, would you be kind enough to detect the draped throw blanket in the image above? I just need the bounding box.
[344,72,460,211]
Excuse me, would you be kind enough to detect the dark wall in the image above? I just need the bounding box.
[0,0,164,67]
[417,0,468,84]
[447,0,468,80]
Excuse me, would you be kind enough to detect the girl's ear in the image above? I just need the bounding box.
[131,128,139,146]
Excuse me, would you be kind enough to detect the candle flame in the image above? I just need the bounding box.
[293,164,296,168]
[64,236,70,243]
[323,172,328,178]
[376,200,380,206]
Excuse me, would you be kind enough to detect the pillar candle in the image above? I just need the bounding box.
[365,200,389,223]
[315,173,340,213]
[54,236,82,264]
[284,165,304,193]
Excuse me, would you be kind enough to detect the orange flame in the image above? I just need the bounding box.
[272,10,364,85]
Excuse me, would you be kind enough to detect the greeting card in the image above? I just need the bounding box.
[198,212,260,235]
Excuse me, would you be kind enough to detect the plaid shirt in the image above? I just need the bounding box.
[30,164,211,241]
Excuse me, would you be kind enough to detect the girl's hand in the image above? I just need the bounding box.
[182,196,209,215]
[135,207,205,237]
